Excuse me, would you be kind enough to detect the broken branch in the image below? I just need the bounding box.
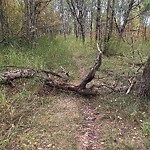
[78,43,102,89]
[0,44,103,96]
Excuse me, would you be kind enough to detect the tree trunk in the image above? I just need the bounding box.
[60,0,66,40]
[0,0,9,45]
[108,0,115,41]
[66,0,86,44]
[74,18,78,40]
[90,10,93,41]
[24,0,38,48]
[118,0,134,39]
[90,0,94,41]
[95,0,101,41]
[103,0,111,54]
[143,25,147,41]
[80,23,85,44]
[139,56,150,97]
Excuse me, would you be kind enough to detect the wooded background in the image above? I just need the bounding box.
[0,0,150,46]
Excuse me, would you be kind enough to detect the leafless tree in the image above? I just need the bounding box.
[66,0,87,43]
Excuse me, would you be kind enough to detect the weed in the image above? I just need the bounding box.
[0,89,6,105]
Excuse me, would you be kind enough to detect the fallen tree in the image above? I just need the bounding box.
[0,44,102,96]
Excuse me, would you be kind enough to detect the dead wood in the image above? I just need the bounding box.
[126,77,136,94]
[0,69,35,81]
[0,69,35,86]
[45,80,97,96]
[0,44,102,96]
[60,66,70,77]
[44,43,102,96]
[78,43,102,90]
[0,66,66,79]
[126,61,144,94]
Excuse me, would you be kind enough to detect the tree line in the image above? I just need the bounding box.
[0,0,60,48]
[0,0,150,47]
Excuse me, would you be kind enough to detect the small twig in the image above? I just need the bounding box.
[41,70,64,78]
[136,62,145,73]
[60,66,70,77]
[126,77,136,94]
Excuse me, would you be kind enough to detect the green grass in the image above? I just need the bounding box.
[0,37,81,149]
[0,36,78,74]
[0,86,80,149]
[0,35,150,150]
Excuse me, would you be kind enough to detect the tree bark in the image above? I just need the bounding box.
[74,18,78,39]
[78,44,102,89]
[24,0,52,48]
[60,0,66,40]
[89,0,94,41]
[103,0,111,54]
[108,0,115,41]
[66,0,86,43]
[0,0,9,45]
[95,0,101,41]
[24,0,36,47]
[139,56,150,97]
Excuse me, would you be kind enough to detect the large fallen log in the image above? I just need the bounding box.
[0,44,102,96]
[0,69,35,86]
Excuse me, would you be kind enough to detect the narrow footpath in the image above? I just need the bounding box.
[76,58,103,150]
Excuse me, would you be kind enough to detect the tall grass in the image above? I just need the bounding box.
[103,37,150,58]
[0,36,77,73]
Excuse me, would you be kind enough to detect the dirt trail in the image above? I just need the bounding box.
[75,57,103,150]
[77,105,103,150]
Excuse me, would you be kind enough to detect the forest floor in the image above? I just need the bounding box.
[0,36,150,150]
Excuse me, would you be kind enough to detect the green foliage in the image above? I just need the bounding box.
[0,36,77,73]
[0,89,6,105]
[0,0,61,43]
[35,36,76,69]
[103,37,131,56]
[103,35,150,58]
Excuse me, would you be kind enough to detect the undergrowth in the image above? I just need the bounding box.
[0,36,77,74]
[0,36,150,150]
